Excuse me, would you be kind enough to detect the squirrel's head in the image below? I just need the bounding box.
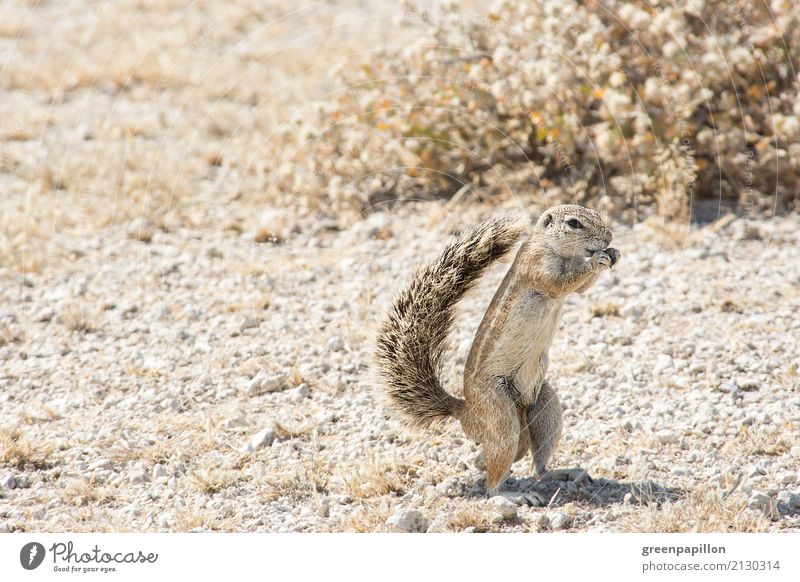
[534,204,612,259]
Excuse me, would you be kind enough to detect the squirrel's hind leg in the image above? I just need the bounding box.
[464,378,520,495]
[525,380,563,477]
[526,381,593,484]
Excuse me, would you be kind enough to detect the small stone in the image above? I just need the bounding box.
[327,336,344,352]
[35,307,55,322]
[151,302,169,320]
[128,218,155,242]
[656,430,678,445]
[244,372,288,396]
[549,512,572,530]
[153,464,169,480]
[777,491,800,509]
[239,316,259,332]
[735,378,759,391]
[426,516,449,533]
[289,383,311,403]
[240,428,276,453]
[89,458,113,471]
[129,469,149,484]
[156,512,173,528]
[1,473,17,490]
[385,509,428,533]
[0,522,12,533]
[536,513,551,530]
[748,491,777,519]
[222,415,248,429]
[317,497,330,518]
[254,208,289,243]
[777,471,796,485]
[488,496,518,521]
[653,354,674,373]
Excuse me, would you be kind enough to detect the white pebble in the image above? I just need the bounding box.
[289,383,311,403]
[656,430,678,445]
[241,428,276,453]
[488,496,518,521]
[385,509,428,533]
[748,492,776,519]
[153,464,169,480]
[549,512,572,530]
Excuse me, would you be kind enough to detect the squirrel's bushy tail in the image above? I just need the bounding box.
[375,214,526,429]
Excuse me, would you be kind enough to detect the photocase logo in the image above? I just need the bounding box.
[20,542,46,570]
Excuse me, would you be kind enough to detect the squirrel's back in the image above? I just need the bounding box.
[375,214,526,429]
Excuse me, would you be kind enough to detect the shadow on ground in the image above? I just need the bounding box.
[466,474,683,510]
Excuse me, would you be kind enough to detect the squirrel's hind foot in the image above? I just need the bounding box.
[536,467,593,485]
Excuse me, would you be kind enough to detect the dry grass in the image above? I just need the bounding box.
[339,500,395,533]
[191,468,243,495]
[173,508,239,532]
[273,420,313,441]
[728,425,794,458]
[42,511,118,533]
[0,321,24,346]
[441,505,497,533]
[58,302,102,333]
[257,455,331,502]
[21,405,62,424]
[58,477,113,507]
[589,301,621,319]
[110,414,213,466]
[0,427,54,470]
[618,489,771,533]
[339,456,418,499]
[111,440,173,467]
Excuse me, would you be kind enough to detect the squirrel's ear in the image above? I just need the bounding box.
[539,213,552,228]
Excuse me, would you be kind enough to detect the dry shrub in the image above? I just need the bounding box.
[0,321,24,346]
[339,500,395,532]
[339,457,418,499]
[58,301,102,333]
[618,489,770,532]
[589,301,621,318]
[58,477,112,507]
[191,469,242,495]
[732,425,793,457]
[173,508,238,532]
[260,456,330,502]
[272,1,800,219]
[442,505,497,532]
[0,427,53,469]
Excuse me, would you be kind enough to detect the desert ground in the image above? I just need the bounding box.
[1,0,798,532]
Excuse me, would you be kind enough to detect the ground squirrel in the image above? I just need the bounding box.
[376,204,620,494]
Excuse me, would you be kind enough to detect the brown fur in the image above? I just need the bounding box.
[376,205,620,494]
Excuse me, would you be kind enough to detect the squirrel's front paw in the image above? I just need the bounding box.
[592,250,613,269]
[605,247,620,266]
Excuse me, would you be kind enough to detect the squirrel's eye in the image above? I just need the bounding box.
[567,218,583,229]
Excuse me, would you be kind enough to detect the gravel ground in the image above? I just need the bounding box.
[1,204,799,533]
